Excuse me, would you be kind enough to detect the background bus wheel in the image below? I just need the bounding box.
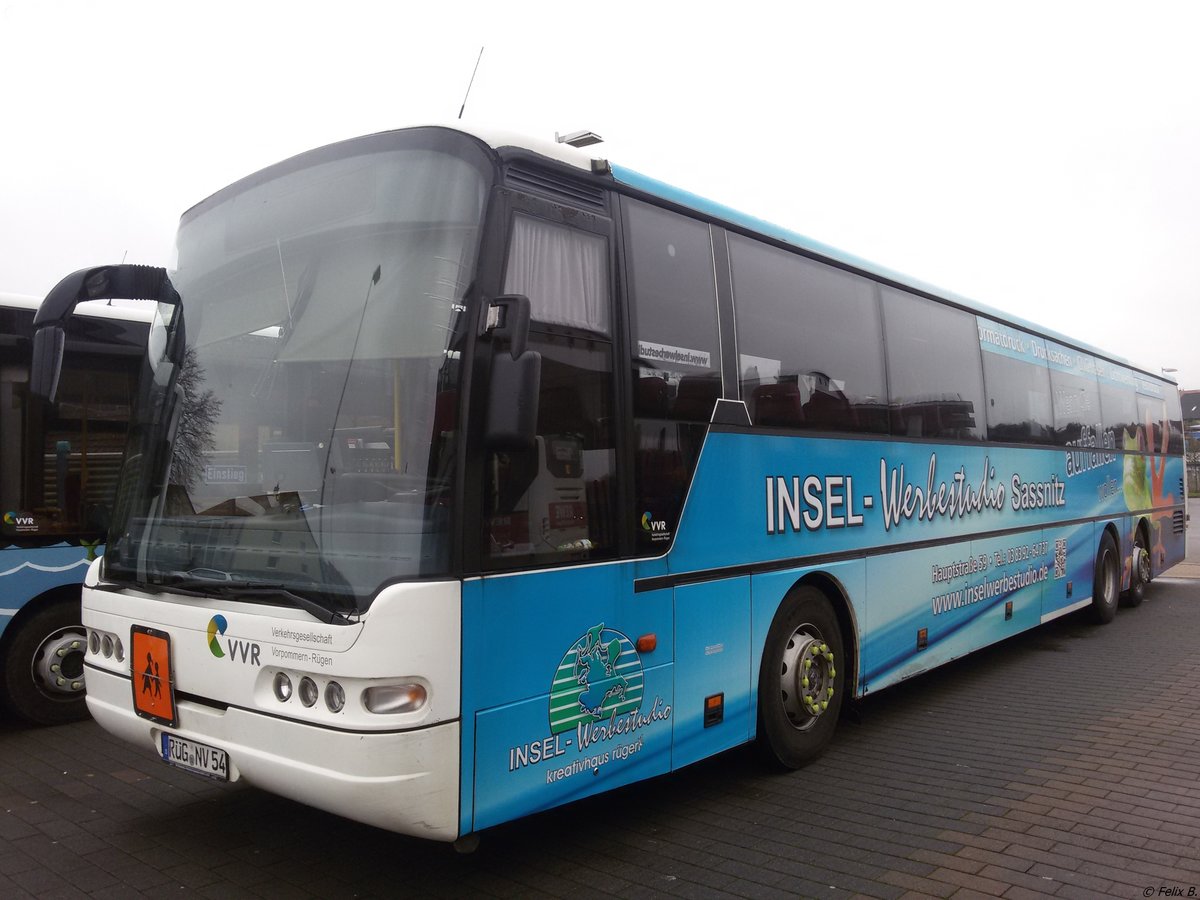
[1121,527,1151,608]
[1089,532,1119,625]
[757,587,844,770]
[452,833,480,854]
[1,597,90,726]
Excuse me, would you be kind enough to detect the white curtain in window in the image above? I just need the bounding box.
[504,215,609,334]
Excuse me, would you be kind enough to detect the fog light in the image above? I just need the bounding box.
[89,631,100,655]
[363,683,427,714]
[325,681,345,713]
[273,672,293,702]
[101,634,114,658]
[298,676,318,708]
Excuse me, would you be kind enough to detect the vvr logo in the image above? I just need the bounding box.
[4,511,35,527]
[207,615,261,666]
[640,511,667,534]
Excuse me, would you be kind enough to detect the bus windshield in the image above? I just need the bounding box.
[102,132,491,612]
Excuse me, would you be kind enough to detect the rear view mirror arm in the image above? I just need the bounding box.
[30,264,181,402]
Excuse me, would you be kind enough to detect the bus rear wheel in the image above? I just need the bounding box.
[757,587,844,769]
[1121,526,1151,608]
[1089,532,1119,625]
[2,597,90,726]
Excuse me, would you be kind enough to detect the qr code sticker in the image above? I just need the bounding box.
[1053,538,1067,579]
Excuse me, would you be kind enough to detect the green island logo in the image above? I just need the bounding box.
[508,623,670,778]
[549,624,644,734]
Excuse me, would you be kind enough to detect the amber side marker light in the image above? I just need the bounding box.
[704,693,724,728]
[636,634,657,653]
[917,628,928,650]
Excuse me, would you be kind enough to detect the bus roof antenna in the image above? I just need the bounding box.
[458,47,484,120]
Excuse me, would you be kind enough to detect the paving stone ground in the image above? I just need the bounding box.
[2,503,1198,899]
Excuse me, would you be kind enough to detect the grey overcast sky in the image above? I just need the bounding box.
[2,0,1197,388]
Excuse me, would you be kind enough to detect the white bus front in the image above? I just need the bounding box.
[80,127,496,840]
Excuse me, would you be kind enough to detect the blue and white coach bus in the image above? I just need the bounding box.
[29,125,1186,842]
[0,292,149,723]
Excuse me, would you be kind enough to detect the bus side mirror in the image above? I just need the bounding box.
[484,295,541,449]
[30,264,181,403]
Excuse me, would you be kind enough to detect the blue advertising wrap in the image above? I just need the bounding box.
[676,432,1183,687]
[0,542,98,625]
[460,425,1184,831]
[458,311,1185,834]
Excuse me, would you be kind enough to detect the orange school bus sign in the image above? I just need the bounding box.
[130,625,177,727]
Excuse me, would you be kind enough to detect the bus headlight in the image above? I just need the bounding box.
[298,676,319,708]
[324,681,345,714]
[363,683,427,714]
[273,672,293,702]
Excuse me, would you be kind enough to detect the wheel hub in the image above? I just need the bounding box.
[780,628,836,729]
[1134,544,1151,583]
[32,629,87,697]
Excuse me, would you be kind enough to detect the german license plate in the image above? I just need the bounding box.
[161,733,228,781]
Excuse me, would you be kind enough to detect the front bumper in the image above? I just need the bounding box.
[86,664,460,840]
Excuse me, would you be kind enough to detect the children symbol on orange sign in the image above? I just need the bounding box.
[142,652,162,699]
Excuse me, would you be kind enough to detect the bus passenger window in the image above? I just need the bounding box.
[729,234,887,434]
[978,319,1053,444]
[25,354,138,535]
[881,288,984,440]
[1164,388,1185,455]
[624,199,721,552]
[1137,391,1168,453]
[484,215,616,566]
[1046,345,1101,446]
[1096,362,1139,451]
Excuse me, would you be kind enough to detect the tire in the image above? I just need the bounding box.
[756,586,845,769]
[1,597,90,725]
[1089,532,1120,625]
[1121,525,1150,608]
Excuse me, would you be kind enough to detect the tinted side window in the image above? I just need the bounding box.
[2,343,140,538]
[626,199,721,422]
[1135,375,1177,454]
[882,288,984,440]
[485,218,616,568]
[1136,393,1166,453]
[1046,343,1102,446]
[624,200,721,553]
[1096,360,1139,450]
[730,235,886,433]
[1165,387,1185,455]
[978,318,1053,444]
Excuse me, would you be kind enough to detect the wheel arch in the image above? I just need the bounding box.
[1135,515,1152,559]
[0,583,83,655]
[1099,520,1122,578]
[777,570,861,700]
[1101,520,1122,552]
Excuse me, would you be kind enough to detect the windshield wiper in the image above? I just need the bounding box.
[149,572,357,626]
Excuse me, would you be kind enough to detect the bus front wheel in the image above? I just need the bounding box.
[1090,532,1120,625]
[2,597,90,726]
[757,587,844,769]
